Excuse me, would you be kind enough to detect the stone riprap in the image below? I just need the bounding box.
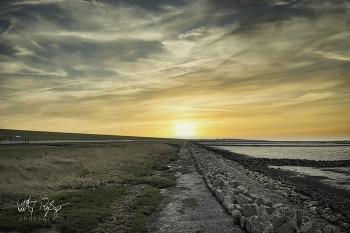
[187,142,345,233]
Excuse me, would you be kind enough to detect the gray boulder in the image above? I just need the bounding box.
[275,221,298,233]
[260,211,273,222]
[260,205,274,215]
[250,194,260,202]
[215,188,222,201]
[232,209,242,224]
[263,197,273,207]
[240,216,247,230]
[255,196,264,206]
[300,221,319,233]
[243,203,260,218]
[237,194,253,207]
[323,225,340,233]
[246,216,259,233]
[302,216,312,225]
[236,185,248,195]
[294,210,303,228]
[272,214,292,230]
[227,203,234,213]
[251,220,274,233]
[226,187,236,199]
[223,195,233,209]
[222,181,230,191]
[229,180,240,188]
[272,203,284,210]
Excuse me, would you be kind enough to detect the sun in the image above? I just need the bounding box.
[174,122,196,138]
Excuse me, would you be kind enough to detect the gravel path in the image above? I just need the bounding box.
[147,146,242,233]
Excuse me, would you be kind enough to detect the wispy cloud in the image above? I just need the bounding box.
[160,106,236,113]
[0,0,349,139]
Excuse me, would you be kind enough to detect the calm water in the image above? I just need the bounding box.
[214,144,350,161]
[205,141,350,192]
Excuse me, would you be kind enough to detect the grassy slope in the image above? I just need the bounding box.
[0,128,173,141]
[0,141,181,233]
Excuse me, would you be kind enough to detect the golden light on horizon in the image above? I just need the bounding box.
[174,122,196,138]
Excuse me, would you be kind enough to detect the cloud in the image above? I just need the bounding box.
[314,51,350,62]
[160,105,236,113]
[0,0,349,138]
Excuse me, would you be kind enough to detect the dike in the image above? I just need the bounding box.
[186,142,348,233]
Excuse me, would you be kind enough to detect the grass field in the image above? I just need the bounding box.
[0,141,181,232]
[0,128,173,141]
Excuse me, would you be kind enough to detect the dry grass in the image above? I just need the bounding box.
[0,142,173,201]
[0,141,181,232]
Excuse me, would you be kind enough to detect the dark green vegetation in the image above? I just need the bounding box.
[0,141,181,233]
[0,128,174,141]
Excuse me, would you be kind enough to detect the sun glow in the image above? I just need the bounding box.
[174,122,196,138]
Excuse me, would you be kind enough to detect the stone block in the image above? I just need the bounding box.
[218,190,227,202]
[213,178,221,188]
[272,214,289,230]
[240,216,247,230]
[263,197,273,207]
[251,220,274,233]
[323,225,340,233]
[236,185,248,195]
[255,196,264,206]
[246,216,259,233]
[232,209,242,224]
[324,208,332,215]
[227,203,235,213]
[242,204,260,218]
[215,188,222,201]
[237,194,253,207]
[223,195,233,209]
[250,194,260,201]
[260,205,274,215]
[208,184,215,193]
[294,210,303,228]
[244,190,253,199]
[233,204,242,212]
[229,180,240,188]
[300,221,319,233]
[302,216,312,225]
[222,181,230,191]
[272,203,284,210]
[261,211,273,222]
[275,221,298,233]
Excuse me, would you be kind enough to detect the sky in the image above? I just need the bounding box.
[0,0,350,140]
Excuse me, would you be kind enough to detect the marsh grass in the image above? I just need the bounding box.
[0,141,181,232]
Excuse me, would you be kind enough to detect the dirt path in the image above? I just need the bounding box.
[147,146,242,233]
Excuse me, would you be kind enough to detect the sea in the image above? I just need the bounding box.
[201,140,350,192]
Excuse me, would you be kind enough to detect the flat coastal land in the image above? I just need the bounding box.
[0,140,181,232]
[1,135,349,232]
